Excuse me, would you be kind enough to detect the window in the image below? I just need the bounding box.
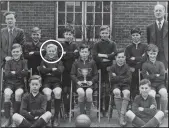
[56,1,112,41]
[1,1,9,26]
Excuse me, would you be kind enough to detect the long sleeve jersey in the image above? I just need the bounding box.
[132,95,157,123]
[20,93,47,121]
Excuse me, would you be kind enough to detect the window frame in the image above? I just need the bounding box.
[1,1,10,26]
[56,1,113,41]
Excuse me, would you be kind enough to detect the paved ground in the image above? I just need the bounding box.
[1,106,168,127]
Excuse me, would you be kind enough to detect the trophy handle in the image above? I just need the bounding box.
[88,68,92,73]
[78,68,82,74]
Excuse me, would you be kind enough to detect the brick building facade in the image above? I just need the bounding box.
[1,1,168,49]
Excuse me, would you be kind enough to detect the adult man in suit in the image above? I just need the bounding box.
[147,4,168,69]
[1,11,25,67]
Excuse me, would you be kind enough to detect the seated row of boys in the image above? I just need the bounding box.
[2,37,167,127]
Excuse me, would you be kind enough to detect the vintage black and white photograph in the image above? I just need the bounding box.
[0,0,168,127]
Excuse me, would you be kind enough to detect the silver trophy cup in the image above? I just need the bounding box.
[78,68,92,86]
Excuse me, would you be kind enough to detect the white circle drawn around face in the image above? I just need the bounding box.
[40,39,64,64]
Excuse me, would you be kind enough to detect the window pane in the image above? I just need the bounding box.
[95,26,101,39]
[75,26,82,38]
[67,13,73,24]
[58,26,65,38]
[103,13,110,25]
[67,2,74,12]
[58,13,65,25]
[87,13,93,25]
[1,12,5,24]
[75,13,82,25]
[86,26,94,39]
[1,1,7,11]
[58,1,65,12]
[87,2,94,12]
[95,1,102,12]
[103,1,110,12]
[95,13,102,25]
[75,2,82,12]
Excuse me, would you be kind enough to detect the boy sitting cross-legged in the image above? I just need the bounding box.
[126,79,164,127]
[12,75,52,127]
[108,50,132,126]
[71,44,98,118]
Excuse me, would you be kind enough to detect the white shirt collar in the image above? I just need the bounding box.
[156,18,164,28]
[8,27,14,33]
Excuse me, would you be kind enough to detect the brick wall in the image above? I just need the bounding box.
[8,1,158,49]
[9,1,56,42]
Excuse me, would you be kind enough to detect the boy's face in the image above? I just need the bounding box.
[5,14,16,28]
[115,52,126,65]
[139,83,151,97]
[147,50,158,62]
[131,33,141,43]
[64,31,74,42]
[79,48,90,60]
[11,47,22,60]
[29,79,41,93]
[100,29,110,40]
[47,47,57,59]
[154,5,165,20]
[31,32,41,42]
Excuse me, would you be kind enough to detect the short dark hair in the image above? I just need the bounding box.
[3,11,17,18]
[29,75,42,84]
[64,27,74,34]
[147,44,159,52]
[139,79,151,87]
[79,44,90,51]
[131,27,141,35]
[11,43,22,51]
[115,49,125,56]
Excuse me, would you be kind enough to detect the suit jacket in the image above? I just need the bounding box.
[1,27,25,63]
[147,20,168,62]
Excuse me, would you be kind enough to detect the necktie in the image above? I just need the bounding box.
[158,22,161,30]
[8,29,13,54]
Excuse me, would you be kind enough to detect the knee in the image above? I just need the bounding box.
[149,90,156,98]
[12,113,23,125]
[159,89,168,99]
[155,111,164,122]
[15,89,23,100]
[43,89,52,101]
[126,110,135,121]
[86,88,93,102]
[123,90,130,99]
[77,88,85,97]
[53,87,62,99]
[4,88,13,101]
[113,89,121,98]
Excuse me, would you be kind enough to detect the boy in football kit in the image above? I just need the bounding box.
[125,27,148,100]
[39,43,64,126]
[23,27,45,75]
[71,44,98,117]
[142,44,168,114]
[108,50,131,126]
[12,75,52,127]
[126,79,164,127]
[92,25,117,117]
[61,28,79,117]
[2,43,28,127]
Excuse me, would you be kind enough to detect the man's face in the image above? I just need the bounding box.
[31,32,41,42]
[11,47,22,60]
[154,5,165,20]
[5,14,16,28]
[100,29,110,40]
[115,52,126,66]
[79,48,90,60]
[147,50,158,62]
[139,84,151,97]
[29,79,41,93]
[64,32,74,42]
[47,47,57,59]
[131,33,141,44]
